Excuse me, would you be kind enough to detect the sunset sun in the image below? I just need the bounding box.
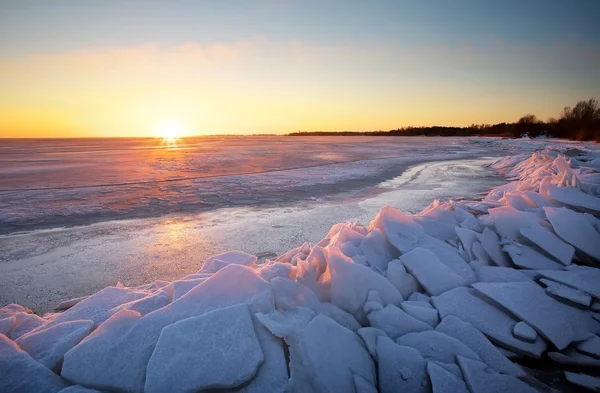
[155,121,186,143]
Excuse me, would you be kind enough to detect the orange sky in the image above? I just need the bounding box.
[1,2,598,138]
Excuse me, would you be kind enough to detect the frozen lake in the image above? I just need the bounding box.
[0,136,511,311]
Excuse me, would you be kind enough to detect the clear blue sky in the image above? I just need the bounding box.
[1,0,599,136]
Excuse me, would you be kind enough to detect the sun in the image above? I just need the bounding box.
[155,121,186,145]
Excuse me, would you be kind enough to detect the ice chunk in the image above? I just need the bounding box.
[62,265,279,393]
[537,269,600,301]
[9,312,46,340]
[255,307,315,338]
[540,278,592,306]
[376,337,429,393]
[409,292,431,302]
[200,250,257,273]
[545,207,600,260]
[479,227,512,267]
[549,347,600,367]
[41,286,148,331]
[549,185,600,213]
[488,206,544,241]
[385,259,423,299]
[503,243,565,270]
[145,304,263,393]
[15,320,94,372]
[455,227,479,261]
[473,281,600,350]
[474,266,531,283]
[357,228,397,272]
[457,355,538,393]
[577,335,600,359]
[0,334,68,393]
[396,330,480,364]
[401,248,466,296]
[512,322,537,343]
[503,191,537,211]
[472,241,493,266]
[436,315,524,376]
[432,287,547,358]
[55,296,89,311]
[325,247,403,322]
[369,206,424,252]
[0,316,16,335]
[0,303,30,318]
[401,302,439,327]
[357,327,389,359]
[109,290,172,316]
[367,304,432,339]
[564,372,600,392]
[352,374,378,393]
[520,227,574,265]
[414,216,459,243]
[287,314,375,393]
[59,386,103,393]
[427,361,470,393]
[414,235,476,283]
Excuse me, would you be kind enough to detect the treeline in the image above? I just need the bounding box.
[288,98,600,141]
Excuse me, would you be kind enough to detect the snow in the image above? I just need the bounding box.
[473,281,600,350]
[401,247,466,296]
[376,337,429,393]
[427,361,470,393]
[457,355,538,393]
[15,320,94,372]
[519,227,574,265]
[145,304,264,393]
[0,333,69,393]
[512,322,538,343]
[564,372,600,392]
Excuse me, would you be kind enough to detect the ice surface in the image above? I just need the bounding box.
[395,330,481,364]
[457,355,538,393]
[376,337,429,393]
[145,304,263,393]
[432,287,547,358]
[436,315,524,376]
[367,304,432,339]
[401,247,466,296]
[287,314,376,393]
[564,372,600,392]
[519,227,574,265]
[545,207,600,260]
[537,269,600,300]
[513,322,538,343]
[15,320,94,372]
[473,281,599,350]
[503,243,565,270]
[427,361,470,393]
[0,333,68,393]
[540,278,592,306]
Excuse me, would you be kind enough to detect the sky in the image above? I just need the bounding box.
[0,0,599,137]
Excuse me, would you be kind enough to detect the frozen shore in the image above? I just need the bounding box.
[2,137,600,392]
